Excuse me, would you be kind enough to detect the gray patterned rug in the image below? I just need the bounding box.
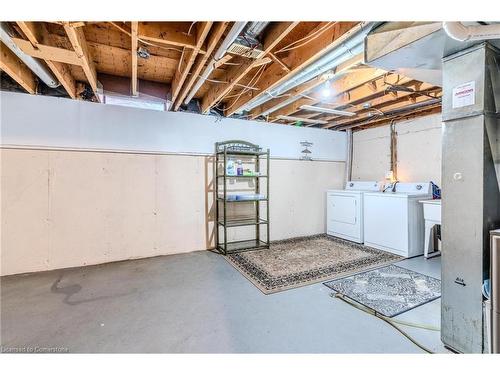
[225,234,401,294]
[324,264,441,317]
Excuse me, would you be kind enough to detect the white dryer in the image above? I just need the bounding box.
[363,182,432,258]
[327,181,383,243]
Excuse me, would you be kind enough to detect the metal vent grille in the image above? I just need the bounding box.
[227,36,263,59]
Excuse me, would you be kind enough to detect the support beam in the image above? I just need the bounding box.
[269,69,394,121]
[336,103,442,131]
[224,22,359,117]
[11,37,81,66]
[173,22,229,110]
[138,22,205,51]
[201,21,299,114]
[249,54,366,119]
[0,40,36,94]
[171,22,212,103]
[63,23,99,99]
[328,91,442,130]
[17,21,77,99]
[322,83,440,127]
[131,21,138,96]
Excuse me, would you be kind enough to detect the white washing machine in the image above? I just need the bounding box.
[363,182,432,258]
[327,181,383,243]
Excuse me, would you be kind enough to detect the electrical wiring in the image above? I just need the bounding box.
[185,73,259,91]
[222,62,268,111]
[108,22,185,53]
[275,22,334,53]
[186,21,196,36]
[211,62,268,112]
[330,292,437,354]
[178,48,185,72]
[274,22,338,54]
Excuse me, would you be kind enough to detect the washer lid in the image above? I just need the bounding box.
[392,182,431,194]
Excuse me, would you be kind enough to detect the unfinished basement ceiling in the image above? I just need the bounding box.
[0,21,442,130]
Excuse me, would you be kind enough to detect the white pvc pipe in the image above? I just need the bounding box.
[0,22,59,88]
[183,22,247,105]
[443,22,500,42]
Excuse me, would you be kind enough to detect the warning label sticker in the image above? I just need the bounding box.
[452,81,475,109]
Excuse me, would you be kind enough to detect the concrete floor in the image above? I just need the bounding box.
[1,251,446,353]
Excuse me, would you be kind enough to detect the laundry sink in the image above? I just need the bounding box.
[420,199,441,222]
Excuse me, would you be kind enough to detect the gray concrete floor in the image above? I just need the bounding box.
[1,250,446,353]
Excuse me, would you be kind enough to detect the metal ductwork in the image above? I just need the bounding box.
[226,22,270,59]
[365,22,500,86]
[443,22,500,42]
[238,22,377,114]
[183,22,247,105]
[0,22,59,88]
[243,22,269,38]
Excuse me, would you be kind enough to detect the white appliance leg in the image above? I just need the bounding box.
[424,221,433,258]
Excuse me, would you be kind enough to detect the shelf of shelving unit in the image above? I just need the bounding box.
[214,140,270,255]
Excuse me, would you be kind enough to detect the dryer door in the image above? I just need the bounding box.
[327,193,362,242]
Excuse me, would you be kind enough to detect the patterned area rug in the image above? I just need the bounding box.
[225,234,401,294]
[324,264,441,317]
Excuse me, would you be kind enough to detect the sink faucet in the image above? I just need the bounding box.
[391,180,399,193]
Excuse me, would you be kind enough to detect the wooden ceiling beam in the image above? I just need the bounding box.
[224,21,359,117]
[249,53,366,119]
[63,22,99,102]
[138,22,205,51]
[269,68,393,121]
[336,102,442,131]
[131,21,138,96]
[16,21,77,99]
[11,37,81,65]
[325,89,442,129]
[173,22,229,110]
[0,40,37,94]
[200,21,299,114]
[321,82,439,126]
[346,105,442,132]
[323,81,440,126]
[171,22,212,103]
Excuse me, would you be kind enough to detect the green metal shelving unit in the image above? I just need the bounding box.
[214,140,270,255]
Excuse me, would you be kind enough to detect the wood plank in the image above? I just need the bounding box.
[0,41,36,94]
[347,105,442,132]
[131,21,138,96]
[224,22,359,117]
[171,22,212,103]
[326,89,442,129]
[201,22,299,114]
[320,82,438,124]
[138,22,203,50]
[249,54,365,119]
[269,68,394,121]
[11,37,82,65]
[16,21,77,99]
[88,42,178,83]
[173,22,229,110]
[63,23,98,95]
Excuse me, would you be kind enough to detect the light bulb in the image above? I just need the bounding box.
[321,87,331,97]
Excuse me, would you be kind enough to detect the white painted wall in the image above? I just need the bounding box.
[0,92,346,161]
[0,92,346,275]
[352,114,443,185]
